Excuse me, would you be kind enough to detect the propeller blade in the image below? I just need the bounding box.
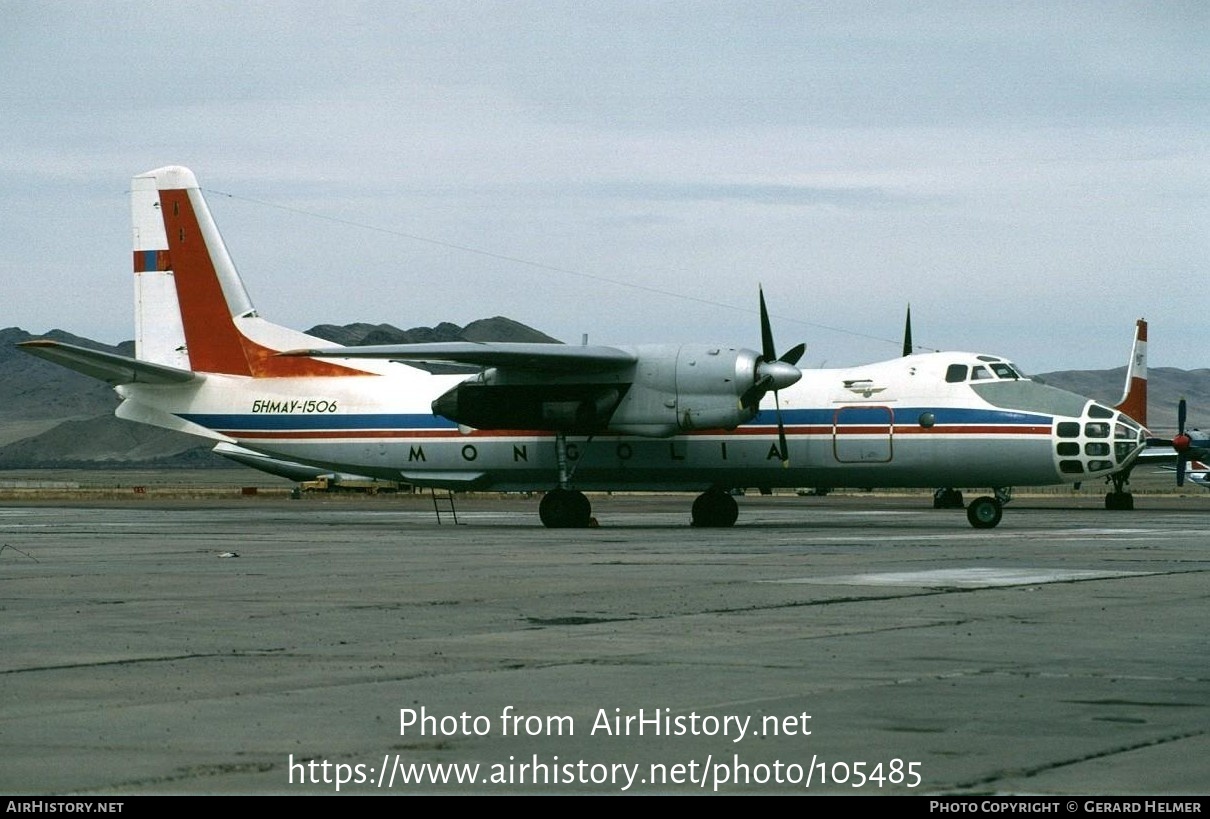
[780,342,806,366]
[753,286,801,467]
[758,287,776,362]
[744,289,804,412]
[740,374,773,409]
[1173,399,1190,487]
[775,391,789,468]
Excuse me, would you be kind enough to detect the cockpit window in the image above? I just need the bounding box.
[948,359,1027,383]
[1088,405,1114,419]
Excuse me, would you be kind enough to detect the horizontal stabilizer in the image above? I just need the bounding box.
[280,341,637,374]
[18,340,196,386]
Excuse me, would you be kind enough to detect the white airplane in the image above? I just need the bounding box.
[1183,461,1210,489]
[1156,460,1210,489]
[19,166,1150,529]
[1138,394,1209,490]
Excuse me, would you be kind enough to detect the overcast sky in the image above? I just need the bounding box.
[2,1,1205,371]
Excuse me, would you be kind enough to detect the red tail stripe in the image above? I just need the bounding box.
[158,188,371,378]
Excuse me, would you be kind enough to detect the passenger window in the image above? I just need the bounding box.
[945,364,968,383]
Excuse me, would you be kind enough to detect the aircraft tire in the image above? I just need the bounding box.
[933,488,965,509]
[691,489,739,528]
[539,488,592,528]
[966,496,1003,529]
[1105,492,1134,511]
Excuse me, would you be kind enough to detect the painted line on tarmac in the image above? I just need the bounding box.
[766,567,1148,588]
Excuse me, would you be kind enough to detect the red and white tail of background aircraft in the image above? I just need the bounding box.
[1103,318,1149,508]
[20,166,1150,528]
[1184,462,1210,489]
[1156,461,1210,489]
[1100,319,1210,493]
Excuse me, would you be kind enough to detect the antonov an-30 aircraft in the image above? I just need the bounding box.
[20,166,1149,529]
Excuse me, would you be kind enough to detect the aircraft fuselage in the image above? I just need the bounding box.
[117,348,1145,493]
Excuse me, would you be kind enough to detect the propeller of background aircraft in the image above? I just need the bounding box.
[1173,397,1191,486]
[740,288,804,467]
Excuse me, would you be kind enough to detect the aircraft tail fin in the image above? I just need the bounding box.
[1113,318,1147,428]
[131,166,371,378]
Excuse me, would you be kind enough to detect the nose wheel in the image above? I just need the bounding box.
[1104,472,1134,510]
[966,495,1003,529]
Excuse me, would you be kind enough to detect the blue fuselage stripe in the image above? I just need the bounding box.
[180,407,1054,433]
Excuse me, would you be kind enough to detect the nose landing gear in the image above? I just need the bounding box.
[966,488,1011,529]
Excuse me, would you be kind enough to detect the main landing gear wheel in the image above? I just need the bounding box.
[691,489,739,528]
[1105,491,1134,510]
[966,496,1003,529]
[933,488,965,509]
[539,488,592,528]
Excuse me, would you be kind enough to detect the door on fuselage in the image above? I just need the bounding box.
[832,406,894,463]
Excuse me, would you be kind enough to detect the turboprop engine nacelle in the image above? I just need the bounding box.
[606,344,764,436]
[430,344,801,438]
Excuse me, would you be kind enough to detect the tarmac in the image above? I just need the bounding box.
[1,488,1207,795]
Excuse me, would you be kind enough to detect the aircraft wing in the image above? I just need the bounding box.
[280,342,637,374]
[18,340,197,385]
[1136,442,1180,462]
[1135,441,1210,463]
